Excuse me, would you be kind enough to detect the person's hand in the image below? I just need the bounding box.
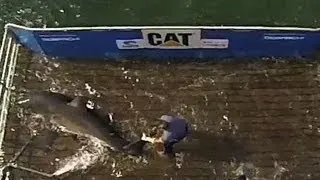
[149,126,158,136]
[141,132,155,143]
[159,122,169,130]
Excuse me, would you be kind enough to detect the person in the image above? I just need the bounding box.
[142,115,189,157]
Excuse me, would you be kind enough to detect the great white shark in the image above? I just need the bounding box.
[22,91,148,156]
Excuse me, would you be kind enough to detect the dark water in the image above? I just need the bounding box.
[2,49,320,179]
[1,0,320,30]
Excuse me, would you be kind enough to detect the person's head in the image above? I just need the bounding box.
[157,115,174,122]
[156,115,174,130]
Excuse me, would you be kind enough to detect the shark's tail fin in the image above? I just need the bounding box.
[122,140,148,156]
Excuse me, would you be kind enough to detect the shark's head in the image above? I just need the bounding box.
[122,140,148,156]
[23,91,92,111]
[21,91,73,113]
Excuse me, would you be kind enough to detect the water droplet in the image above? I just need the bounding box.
[129,102,134,109]
[25,8,32,13]
[223,115,229,121]
[86,100,95,109]
[25,21,34,27]
[53,63,60,68]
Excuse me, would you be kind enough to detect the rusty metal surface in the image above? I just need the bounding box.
[2,49,320,179]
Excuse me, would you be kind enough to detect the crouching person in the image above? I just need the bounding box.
[142,115,189,158]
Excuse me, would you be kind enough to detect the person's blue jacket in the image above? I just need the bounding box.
[158,115,189,154]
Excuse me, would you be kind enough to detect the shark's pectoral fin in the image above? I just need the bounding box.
[67,96,87,108]
[122,140,147,156]
[67,97,81,107]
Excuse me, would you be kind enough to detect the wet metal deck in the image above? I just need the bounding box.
[2,49,320,179]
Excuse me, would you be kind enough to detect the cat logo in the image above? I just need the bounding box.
[142,29,201,49]
[147,33,192,46]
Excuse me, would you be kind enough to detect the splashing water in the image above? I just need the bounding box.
[86,100,95,109]
[233,162,259,179]
[175,152,184,169]
[25,113,46,134]
[53,136,106,176]
[84,83,98,96]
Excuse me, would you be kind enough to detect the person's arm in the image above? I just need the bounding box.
[185,123,189,134]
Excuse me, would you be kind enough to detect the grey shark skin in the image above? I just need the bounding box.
[23,91,147,156]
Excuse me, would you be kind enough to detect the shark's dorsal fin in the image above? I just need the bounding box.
[67,96,84,107]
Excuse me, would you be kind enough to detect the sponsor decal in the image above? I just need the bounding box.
[142,29,201,49]
[201,39,229,49]
[40,37,80,42]
[39,34,80,42]
[263,33,305,40]
[116,39,143,49]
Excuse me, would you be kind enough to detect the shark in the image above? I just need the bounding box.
[22,91,147,156]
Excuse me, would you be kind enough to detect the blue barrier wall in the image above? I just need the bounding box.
[6,24,320,60]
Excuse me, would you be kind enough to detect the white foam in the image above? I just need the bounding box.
[143,91,165,102]
[53,137,106,176]
[26,113,46,132]
[108,113,114,123]
[53,63,60,68]
[223,115,229,121]
[49,87,59,93]
[175,152,184,169]
[17,99,29,104]
[86,100,95,109]
[84,83,97,95]
[43,115,121,176]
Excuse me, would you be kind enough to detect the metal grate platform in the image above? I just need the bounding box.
[0,33,320,179]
